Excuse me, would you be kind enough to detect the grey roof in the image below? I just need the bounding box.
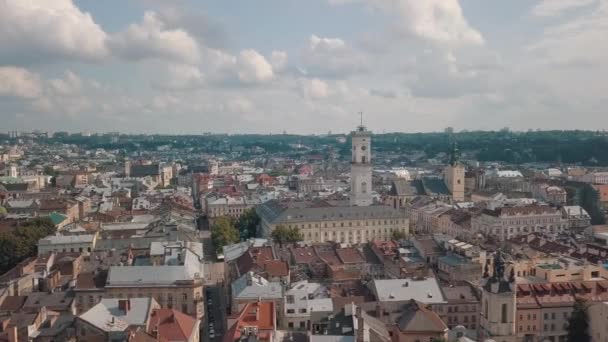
[79,298,155,332]
[106,265,200,286]
[130,164,160,177]
[371,278,446,304]
[389,179,417,197]
[421,177,451,196]
[310,337,354,342]
[38,234,96,245]
[257,200,406,225]
[231,272,283,300]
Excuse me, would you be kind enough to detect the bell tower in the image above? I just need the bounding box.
[444,142,465,202]
[479,251,517,342]
[350,114,372,207]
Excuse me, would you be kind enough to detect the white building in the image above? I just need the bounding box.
[283,280,333,330]
[473,205,569,241]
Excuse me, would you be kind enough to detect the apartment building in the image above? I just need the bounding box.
[473,205,569,241]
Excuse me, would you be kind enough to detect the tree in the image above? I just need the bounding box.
[566,298,591,342]
[0,217,56,274]
[391,229,407,241]
[0,206,7,217]
[271,225,303,247]
[211,216,240,253]
[579,184,606,225]
[235,208,260,240]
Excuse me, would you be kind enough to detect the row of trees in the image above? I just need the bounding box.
[0,217,56,275]
[210,209,305,253]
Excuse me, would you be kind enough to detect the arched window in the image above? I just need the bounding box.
[361,182,367,193]
[361,156,367,163]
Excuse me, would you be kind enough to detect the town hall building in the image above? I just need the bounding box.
[257,123,409,244]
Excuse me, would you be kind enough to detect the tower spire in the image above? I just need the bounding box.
[357,111,365,131]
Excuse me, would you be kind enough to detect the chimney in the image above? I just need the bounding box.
[7,326,18,342]
[356,306,365,342]
[118,299,131,313]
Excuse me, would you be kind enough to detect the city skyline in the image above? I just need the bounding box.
[1,0,607,134]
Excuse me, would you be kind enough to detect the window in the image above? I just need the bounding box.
[300,321,306,328]
[182,293,188,301]
[501,304,508,323]
[287,309,295,314]
[288,322,294,328]
[361,182,367,194]
[299,308,307,313]
[182,303,188,313]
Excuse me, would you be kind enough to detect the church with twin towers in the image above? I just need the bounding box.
[257,122,409,244]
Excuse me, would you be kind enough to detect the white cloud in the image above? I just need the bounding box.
[301,35,368,78]
[298,78,330,99]
[330,0,483,46]
[226,97,254,113]
[156,64,205,90]
[0,66,43,98]
[528,1,608,66]
[110,11,201,64]
[271,51,288,72]
[390,0,483,46]
[237,50,274,84]
[532,0,597,17]
[0,0,108,64]
[49,71,83,96]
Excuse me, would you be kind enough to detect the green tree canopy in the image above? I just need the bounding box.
[0,206,7,217]
[235,208,260,240]
[566,298,591,342]
[0,217,56,274]
[211,216,240,253]
[271,225,303,247]
[391,229,407,241]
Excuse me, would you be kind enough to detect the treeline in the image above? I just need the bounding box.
[41,130,608,165]
[0,217,56,275]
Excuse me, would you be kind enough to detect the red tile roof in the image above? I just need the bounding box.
[224,302,275,342]
[148,308,197,342]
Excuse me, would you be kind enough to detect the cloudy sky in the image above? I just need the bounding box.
[1,0,607,134]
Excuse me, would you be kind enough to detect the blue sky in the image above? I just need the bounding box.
[1,0,607,134]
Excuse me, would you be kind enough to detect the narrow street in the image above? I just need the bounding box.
[201,284,227,342]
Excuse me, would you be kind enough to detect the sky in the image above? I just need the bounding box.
[1,0,607,134]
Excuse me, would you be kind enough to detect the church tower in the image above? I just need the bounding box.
[479,251,517,342]
[443,142,465,202]
[350,121,373,207]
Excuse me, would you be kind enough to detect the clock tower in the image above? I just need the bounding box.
[350,121,373,207]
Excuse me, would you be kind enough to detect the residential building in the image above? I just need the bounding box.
[76,298,160,342]
[231,272,283,315]
[390,300,448,342]
[473,205,569,241]
[282,280,333,330]
[224,301,276,342]
[561,205,591,229]
[37,233,97,255]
